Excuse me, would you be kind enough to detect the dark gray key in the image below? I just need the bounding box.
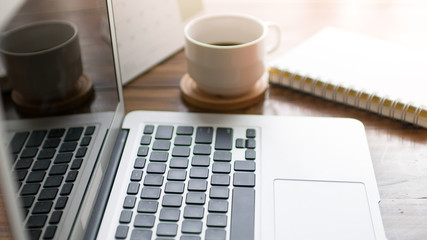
[191,156,210,167]
[43,225,57,239]
[32,160,51,171]
[233,172,256,187]
[47,128,65,138]
[150,151,169,162]
[119,210,133,223]
[137,146,149,157]
[15,170,27,181]
[185,192,206,205]
[37,149,55,159]
[140,135,151,145]
[235,138,245,148]
[123,196,137,209]
[183,206,204,219]
[245,139,256,149]
[231,187,255,240]
[206,229,226,240]
[134,214,155,227]
[21,148,38,158]
[181,220,203,234]
[49,211,62,224]
[75,147,87,158]
[246,129,256,138]
[134,158,146,168]
[165,182,185,194]
[195,127,213,144]
[172,146,190,157]
[159,208,181,221]
[176,126,194,135]
[65,171,78,182]
[167,170,187,181]
[189,167,209,179]
[54,153,72,164]
[44,176,63,188]
[162,195,183,207]
[215,128,233,150]
[147,163,166,174]
[26,130,47,147]
[137,200,158,213]
[207,214,227,227]
[153,140,171,150]
[27,215,47,228]
[155,125,174,139]
[157,223,178,236]
[10,132,29,154]
[193,145,211,155]
[43,138,60,149]
[20,196,34,208]
[15,158,33,169]
[60,183,73,196]
[38,188,58,201]
[144,174,164,186]
[234,161,256,172]
[32,201,53,214]
[127,182,140,195]
[212,162,231,173]
[209,187,229,199]
[59,142,77,152]
[54,197,68,209]
[64,127,83,142]
[143,125,155,134]
[208,200,228,213]
[213,151,231,161]
[211,174,230,186]
[20,184,40,196]
[130,229,152,240]
[70,159,83,170]
[170,158,188,169]
[174,136,192,146]
[84,126,96,135]
[245,149,256,160]
[140,187,161,199]
[188,179,207,191]
[49,165,68,175]
[26,171,46,183]
[115,225,129,239]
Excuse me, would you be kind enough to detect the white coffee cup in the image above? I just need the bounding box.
[184,13,280,97]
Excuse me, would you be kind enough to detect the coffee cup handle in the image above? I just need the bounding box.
[265,22,281,53]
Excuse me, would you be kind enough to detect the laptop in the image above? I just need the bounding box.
[0,0,387,239]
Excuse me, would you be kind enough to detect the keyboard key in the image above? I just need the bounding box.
[37,149,55,159]
[183,206,204,219]
[130,170,144,181]
[49,211,63,224]
[127,182,140,195]
[195,127,213,144]
[27,215,47,228]
[38,188,58,200]
[43,138,60,149]
[234,160,256,172]
[143,125,155,134]
[245,149,256,160]
[20,148,38,158]
[167,170,187,181]
[207,214,227,227]
[80,136,92,146]
[32,160,51,171]
[60,183,73,196]
[15,170,27,181]
[28,230,42,240]
[59,142,77,152]
[32,201,53,214]
[181,236,201,240]
[209,187,229,199]
[245,139,256,149]
[150,151,169,162]
[153,140,171,150]
[181,220,203,234]
[140,135,151,145]
[155,125,174,140]
[189,167,209,179]
[187,179,207,191]
[193,145,211,155]
[246,129,256,138]
[235,138,245,148]
[55,196,68,210]
[140,187,161,199]
[49,164,68,175]
[169,158,188,169]
[26,130,47,147]
[174,136,192,146]
[134,214,155,227]
[233,172,256,187]
[70,158,83,170]
[157,223,178,236]
[134,158,146,169]
[215,128,233,150]
[26,171,46,183]
[20,196,35,208]
[10,132,29,154]
[20,183,40,196]
[176,126,194,135]
[137,200,158,213]
[146,163,166,174]
[162,195,183,207]
[185,192,206,205]
[211,174,230,186]
[213,151,231,161]
[75,147,87,158]
[212,162,231,173]
[119,210,133,223]
[15,159,33,169]
[164,182,185,194]
[44,176,63,188]
[84,126,96,135]
[123,196,137,209]
[191,156,210,167]
[54,153,73,164]
[48,129,65,138]
[208,200,228,213]
[43,225,57,239]
[206,229,226,240]
[137,146,149,157]
[231,187,255,239]
[159,208,181,221]
[64,127,83,142]
[144,174,164,186]
[115,225,129,239]
[172,146,191,157]
[130,229,152,240]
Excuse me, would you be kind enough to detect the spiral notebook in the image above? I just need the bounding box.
[269,27,427,128]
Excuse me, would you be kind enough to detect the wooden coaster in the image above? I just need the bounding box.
[180,73,268,111]
[11,74,94,116]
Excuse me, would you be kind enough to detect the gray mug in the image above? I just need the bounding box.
[0,20,83,103]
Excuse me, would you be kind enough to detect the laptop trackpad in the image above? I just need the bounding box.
[274,179,376,240]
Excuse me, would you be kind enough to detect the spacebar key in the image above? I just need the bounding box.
[231,187,255,240]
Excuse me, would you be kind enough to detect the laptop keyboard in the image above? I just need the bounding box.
[9,126,96,240]
[115,125,257,240]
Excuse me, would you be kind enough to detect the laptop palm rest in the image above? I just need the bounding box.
[273,179,376,240]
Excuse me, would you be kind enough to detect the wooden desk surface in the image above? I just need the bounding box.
[2,0,427,239]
